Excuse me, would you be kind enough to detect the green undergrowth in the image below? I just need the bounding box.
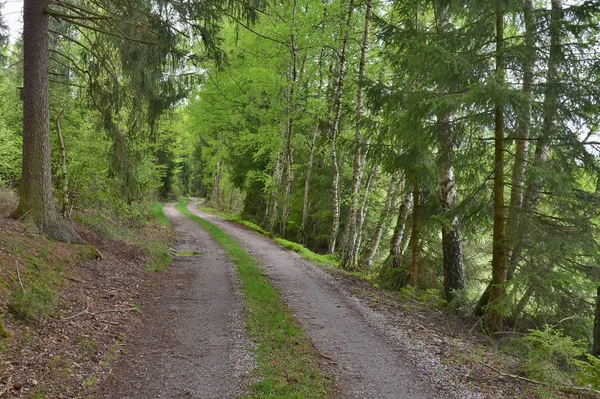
[274,238,339,268]
[78,202,173,272]
[197,203,340,268]
[177,198,332,398]
[0,230,97,323]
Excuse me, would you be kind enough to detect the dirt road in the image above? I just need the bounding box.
[187,203,477,399]
[97,204,252,398]
[98,202,478,398]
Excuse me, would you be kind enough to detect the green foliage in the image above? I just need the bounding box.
[521,326,586,386]
[10,285,57,320]
[577,354,600,390]
[152,202,171,228]
[274,238,339,268]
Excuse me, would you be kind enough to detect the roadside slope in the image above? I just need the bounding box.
[187,203,479,399]
[97,203,251,398]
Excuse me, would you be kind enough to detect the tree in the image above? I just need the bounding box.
[340,0,374,270]
[12,0,264,241]
[13,0,83,243]
[486,3,507,333]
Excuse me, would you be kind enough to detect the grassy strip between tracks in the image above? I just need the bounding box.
[176,198,332,399]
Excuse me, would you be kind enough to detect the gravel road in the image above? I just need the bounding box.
[97,204,252,399]
[187,202,476,399]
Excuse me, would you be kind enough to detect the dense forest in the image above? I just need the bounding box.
[2,0,600,390]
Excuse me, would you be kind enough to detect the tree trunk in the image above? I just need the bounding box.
[594,286,600,356]
[340,0,373,269]
[486,7,507,333]
[505,0,536,281]
[212,159,222,210]
[299,122,319,243]
[56,110,70,218]
[266,153,283,233]
[362,172,403,270]
[434,1,465,302]
[14,0,82,243]
[354,162,378,262]
[409,182,420,287]
[437,113,466,301]
[280,0,298,237]
[328,0,355,254]
[387,189,413,270]
[506,1,562,324]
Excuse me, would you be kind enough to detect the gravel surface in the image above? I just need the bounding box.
[188,203,481,399]
[97,204,253,399]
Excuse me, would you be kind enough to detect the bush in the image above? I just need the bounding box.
[521,326,586,385]
[10,285,57,320]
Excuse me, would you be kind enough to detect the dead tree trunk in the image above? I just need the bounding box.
[14,0,82,243]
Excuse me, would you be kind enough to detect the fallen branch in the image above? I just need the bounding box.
[58,272,88,284]
[478,361,600,395]
[15,261,24,292]
[63,306,137,321]
[63,301,90,321]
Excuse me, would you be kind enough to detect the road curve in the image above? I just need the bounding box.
[188,202,464,399]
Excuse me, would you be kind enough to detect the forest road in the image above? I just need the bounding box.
[96,203,253,399]
[188,202,473,399]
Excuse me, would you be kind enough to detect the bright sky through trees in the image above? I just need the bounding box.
[1,0,22,42]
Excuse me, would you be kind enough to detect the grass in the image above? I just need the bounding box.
[196,203,340,268]
[176,198,332,399]
[152,202,172,228]
[274,238,339,268]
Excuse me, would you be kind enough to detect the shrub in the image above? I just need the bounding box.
[10,285,57,320]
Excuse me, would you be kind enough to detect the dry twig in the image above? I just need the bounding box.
[15,260,24,292]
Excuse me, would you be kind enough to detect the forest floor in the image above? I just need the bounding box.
[0,200,596,398]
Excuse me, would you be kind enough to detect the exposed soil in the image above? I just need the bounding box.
[0,217,164,398]
[96,203,252,399]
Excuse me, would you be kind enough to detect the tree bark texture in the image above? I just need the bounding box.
[56,110,70,218]
[505,0,536,281]
[327,0,355,254]
[434,0,465,301]
[280,0,298,237]
[340,0,373,269]
[437,113,466,301]
[14,0,82,243]
[353,163,378,266]
[409,182,420,287]
[594,286,600,356]
[487,8,507,333]
[387,190,413,270]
